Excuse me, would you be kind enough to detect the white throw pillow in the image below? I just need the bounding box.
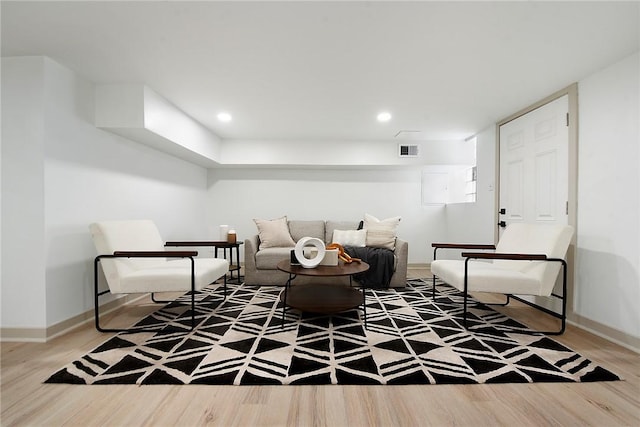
[363,213,401,250]
[253,216,296,250]
[332,229,367,247]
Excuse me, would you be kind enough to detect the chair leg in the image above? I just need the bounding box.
[432,274,436,299]
[94,256,112,333]
[502,260,567,335]
[95,255,231,333]
[486,294,511,307]
[223,274,227,299]
[432,255,568,335]
[151,293,174,303]
[460,258,567,335]
[463,258,469,329]
[190,289,195,329]
[463,294,468,329]
[190,257,195,329]
[432,246,438,300]
[94,255,200,333]
[94,256,163,333]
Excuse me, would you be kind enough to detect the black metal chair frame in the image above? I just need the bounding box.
[432,244,568,335]
[94,250,227,333]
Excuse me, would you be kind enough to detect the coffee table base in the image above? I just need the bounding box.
[281,284,366,327]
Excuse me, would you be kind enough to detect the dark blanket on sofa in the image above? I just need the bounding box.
[344,246,395,288]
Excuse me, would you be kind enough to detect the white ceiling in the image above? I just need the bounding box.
[2,1,639,143]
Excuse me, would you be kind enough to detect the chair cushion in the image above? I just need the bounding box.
[431,224,573,297]
[431,259,543,295]
[494,223,573,294]
[119,258,229,294]
[496,223,573,256]
[90,220,167,289]
[254,216,296,250]
[90,220,229,294]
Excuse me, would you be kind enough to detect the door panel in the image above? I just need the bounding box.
[506,160,524,222]
[535,150,557,221]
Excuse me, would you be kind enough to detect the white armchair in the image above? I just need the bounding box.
[431,223,574,334]
[90,220,229,332]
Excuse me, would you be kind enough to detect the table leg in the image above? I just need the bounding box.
[362,287,367,330]
[350,275,366,329]
[228,247,234,281]
[281,274,293,327]
[235,244,242,282]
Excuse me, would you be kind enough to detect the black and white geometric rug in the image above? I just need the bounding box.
[46,279,620,385]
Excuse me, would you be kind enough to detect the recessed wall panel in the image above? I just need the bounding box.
[507,160,524,220]
[535,150,557,221]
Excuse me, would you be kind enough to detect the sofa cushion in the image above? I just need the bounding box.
[288,220,325,242]
[325,220,359,243]
[254,216,296,250]
[255,247,292,270]
[363,213,401,250]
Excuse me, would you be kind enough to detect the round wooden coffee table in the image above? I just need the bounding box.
[276,259,370,328]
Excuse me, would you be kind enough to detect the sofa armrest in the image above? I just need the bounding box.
[244,235,260,269]
[390,238,408,287]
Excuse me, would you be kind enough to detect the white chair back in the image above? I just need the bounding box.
[495,223,574,295]
[89,220,166,294]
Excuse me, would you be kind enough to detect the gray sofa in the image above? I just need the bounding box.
[244,220,408,288]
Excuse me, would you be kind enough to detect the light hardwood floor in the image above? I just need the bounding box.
[2,269,639,426]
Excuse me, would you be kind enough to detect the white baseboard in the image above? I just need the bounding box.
[568,313,640,354]
[0,294,143,343]
[408,263,430,269]
[0,327,48,343]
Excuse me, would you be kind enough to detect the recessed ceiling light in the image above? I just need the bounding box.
[377,112,392,122]
[217,112,232,122]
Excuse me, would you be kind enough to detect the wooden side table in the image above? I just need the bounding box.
[165,241,244,284]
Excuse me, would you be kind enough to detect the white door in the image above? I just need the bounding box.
[498,95,570,312]
[499,95,569,233]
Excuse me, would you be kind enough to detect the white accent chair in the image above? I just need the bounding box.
[90,220,229,332]
[431,223,574,335]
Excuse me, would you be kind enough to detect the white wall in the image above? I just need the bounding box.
[206,167,448,264]
[1,57,47,329]
[442,125,497,248]
[576,51,639,337]
[1,57,209,331]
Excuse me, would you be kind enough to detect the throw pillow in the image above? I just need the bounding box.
[332,229,367,247]
[253,216,296,250]
[363,213,401,250]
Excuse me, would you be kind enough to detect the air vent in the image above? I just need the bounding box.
[398,144,419,157]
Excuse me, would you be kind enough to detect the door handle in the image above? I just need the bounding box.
[498,221,507,228]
